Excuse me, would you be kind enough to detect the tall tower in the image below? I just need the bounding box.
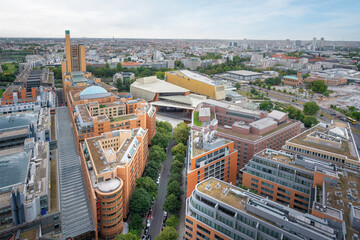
[65,30,72,73]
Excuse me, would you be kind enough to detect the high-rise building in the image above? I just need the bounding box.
[186,127,238,197]
[62,30,86,74]
[295,40,302,47]
[80,128,148,239]
[185,177,344,240]
[313,37,317,50]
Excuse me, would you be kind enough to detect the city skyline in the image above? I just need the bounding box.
[1,0,360,41]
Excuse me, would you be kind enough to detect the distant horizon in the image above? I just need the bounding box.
[1,0,359,41]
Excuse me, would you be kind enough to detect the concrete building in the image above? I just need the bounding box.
[226,70,263,81]
[165,70,225,100]
[185,177,343,240]
[193,100,301,174]
[305,72,347,86]
[66,86,156,146]
[0,110,61,237]
[80,128,148,239]
[113,72,135,85]
[186,128,238,197]
[283,121,360,170]
[61,30,86,74]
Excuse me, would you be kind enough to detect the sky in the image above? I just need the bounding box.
[0,0,359,41]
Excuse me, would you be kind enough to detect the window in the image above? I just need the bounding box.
[197,225,210,235]
[186,218,193,225]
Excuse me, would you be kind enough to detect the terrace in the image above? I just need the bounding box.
[111,113,137,122]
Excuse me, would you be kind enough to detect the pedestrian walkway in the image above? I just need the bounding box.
[56,107,94,239]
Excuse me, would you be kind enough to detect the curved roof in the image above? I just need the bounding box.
[80,86,107,97]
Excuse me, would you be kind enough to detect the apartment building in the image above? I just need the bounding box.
[193,100,301,173]
[165,70,226,100]
[80,128,148,239]
[186,128,238,197]
[185,178,343,240]
[283,121,360,170]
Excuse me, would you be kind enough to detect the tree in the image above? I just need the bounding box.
[115,232,139,240]
[170,160,183,175]
[259,101,273,111]
[154,226,178,240]
[129,213,144,233]
[234,82,241,90]
[167,180,183,198]
[164,194,181,214]
[173,122,190,145]
[169,172,182,183]
[250,88,259,95]
[115,78,123,91]
[144,165,159,180]
[129,188,151,216]
[166,215,179,228]
[171,143,186,156]
[136,177,157,198]
[173,154,185,163]
[156,71,165,80]
[1,64,8,71]
[312,80,327,94]
[157,121,173,133]
[151,132,170,149]
[149,145,167,163]
[303,101,320,116]
[303,116,318,128]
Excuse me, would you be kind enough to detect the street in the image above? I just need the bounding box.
[148,139,175,238]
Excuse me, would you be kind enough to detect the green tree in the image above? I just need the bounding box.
[303,101,320,116]
[169,172,182,183]
[129,213,144,233]
[151,132,170,149]
[157,121,173,133]
[170,160,184,175]
[129,188,151,216]
[136,177,157,198]
[171,143,186,156]
[149,145,167,162]
[115,232,139,240]
[165,215,179,228]
[144,164,159,180]
[250,88,259,95]
[1,64,8,71]
[115,78,123,91]
[173,154,185,163]
[173,122,190,145]
[167,180,183,198]
[156,71,165,80]
[312,80,327,94]
[164,194,181,214]
[259,101,273,111]
[303,116,319,128]
[154,226,178,240]
[234,82,241,90]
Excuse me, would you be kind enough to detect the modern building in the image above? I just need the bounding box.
[80,128,148,239]
[282,121,360,170]
[62,30,86,74]
[113,72,135,84]
[186,128,238,197]
[193,100,301,174]
[165,70,226,100]
[226,70,263,81]
[66,86,156,146]
[185,177,343,240]
[130,76,206,119]
[283,71,303,86]
[0,110,61,237]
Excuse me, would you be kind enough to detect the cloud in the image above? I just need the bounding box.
[0,0,359,40]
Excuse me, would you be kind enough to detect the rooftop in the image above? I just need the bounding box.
[0,150,30,189]
[179,70,220,86]
[249,117,277,130]
[111,113,137,122]
[228,70,263,76]
[132,76,189,93]
[284,75,299,80]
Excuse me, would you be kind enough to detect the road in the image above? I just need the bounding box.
[148,139,175,238]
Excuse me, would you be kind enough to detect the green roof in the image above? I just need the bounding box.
[284,75,298,80]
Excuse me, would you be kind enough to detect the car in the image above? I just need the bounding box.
[144,227,149,235]
[142,236,146,240]
[147,212,151,219]
[161,223,165,230]
[147,235,151,240]
[151,197,155,204]
[146,219,151,227]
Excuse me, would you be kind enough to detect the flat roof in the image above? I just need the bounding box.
[0,151,30,189]
[284,75,299,80]
[249,117,277,130]
[132,76,189,93]
[228,70,263,76]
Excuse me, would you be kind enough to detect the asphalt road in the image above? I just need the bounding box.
[148,139,175,238]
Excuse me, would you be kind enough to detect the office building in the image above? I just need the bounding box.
[305,72,348,86]
[193,100,301,173]
[0,110,61,237]
[113,72,135,84]
[165,70,226,100]
[67,86,156,146]
[185,177,343,240]
[80,128,148,239]
[283,121,360,170]
[62,30,86,74]
[186,128,238,197]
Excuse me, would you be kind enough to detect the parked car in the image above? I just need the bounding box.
[142,236,146,240]
[144,227,149,235]
[147,235,151,240]
[146,219,151,227]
